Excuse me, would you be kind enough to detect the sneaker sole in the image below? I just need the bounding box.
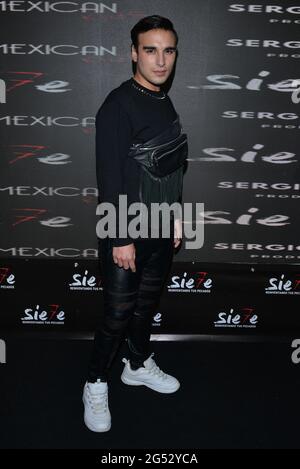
[121,374,180,394]
[83,415,111,433]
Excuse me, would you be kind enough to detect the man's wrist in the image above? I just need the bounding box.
[112,238,133,247]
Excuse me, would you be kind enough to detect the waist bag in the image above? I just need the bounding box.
[128,115,188,207]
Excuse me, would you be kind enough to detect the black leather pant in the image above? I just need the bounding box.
[87,235,174,382]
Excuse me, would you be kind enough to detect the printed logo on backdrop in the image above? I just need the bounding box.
[0,266,15,289]
[221,111,300,130]
[214,307,258,329]
[190,143,298,165]
[197,207,290,227]
[191,71,300,102]
[0,247,98,258]
[225,39,300,59]
[217,181,300,200]
[168,271,212,293]
[1,71,73,96]
[1,186,98,197]
[6,208,73,228]
[228,4,300,24]
[265,274,300,295]
[214,243,300,263]
[152,313,162,327]
[3,144,72,166]
[21,304,65,325]
[0,43,116,56]
[69,263,103,291]
[1,115,95,127]
[0,2,118,13]
[228,5,300,15]
[185,72,300,127]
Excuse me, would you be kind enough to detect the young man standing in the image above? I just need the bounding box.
[83,15,187,432]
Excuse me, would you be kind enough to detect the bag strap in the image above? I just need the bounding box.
[130,113,181,151]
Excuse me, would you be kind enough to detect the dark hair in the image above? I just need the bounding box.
[131,15,178,50]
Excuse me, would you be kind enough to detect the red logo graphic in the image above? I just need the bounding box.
[8,144,47,165]
[9,209,72,228]
[0,267,15,287]
[5,71,44,93]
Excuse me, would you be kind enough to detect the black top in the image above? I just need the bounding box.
[95,77,178,246]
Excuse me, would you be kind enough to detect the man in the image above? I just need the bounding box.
[83,15,187,432]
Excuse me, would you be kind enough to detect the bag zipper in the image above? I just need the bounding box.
[136,131,186,152]
[150,139,187,167]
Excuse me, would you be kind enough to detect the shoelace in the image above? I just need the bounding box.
[123,353,168,380]
[146,361,168,380]
[87,387,108,414]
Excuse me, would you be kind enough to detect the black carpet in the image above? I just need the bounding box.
[0,335,299,449]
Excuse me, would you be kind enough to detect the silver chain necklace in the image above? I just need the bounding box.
[131,80,167,100]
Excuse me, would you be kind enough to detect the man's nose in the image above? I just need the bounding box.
[156,51,165,67]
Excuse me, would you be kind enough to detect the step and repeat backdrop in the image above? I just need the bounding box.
[0,1,299,336]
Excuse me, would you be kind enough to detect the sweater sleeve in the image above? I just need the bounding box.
[95,95,133,247]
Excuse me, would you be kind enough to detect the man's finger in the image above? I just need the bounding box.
[122,260,130,270]
[174,238,181,248]
[129,259,136,272]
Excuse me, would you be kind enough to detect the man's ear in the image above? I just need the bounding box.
[131,44,138,63]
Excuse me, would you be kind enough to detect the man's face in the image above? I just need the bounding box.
[131,28,177,91]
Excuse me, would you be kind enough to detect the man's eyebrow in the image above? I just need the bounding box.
[142,46,177,50]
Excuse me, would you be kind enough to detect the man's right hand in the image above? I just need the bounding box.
[112,243,136,272]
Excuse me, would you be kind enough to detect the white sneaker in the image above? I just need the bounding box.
[121,353,180,394]
[82,379,111,432]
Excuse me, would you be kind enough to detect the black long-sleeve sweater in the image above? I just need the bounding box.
[95,76,178,246]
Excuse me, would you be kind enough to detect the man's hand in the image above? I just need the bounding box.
[112,243,136,272]
[174,218,182,248]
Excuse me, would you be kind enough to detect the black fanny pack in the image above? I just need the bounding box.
[128,114,188,178]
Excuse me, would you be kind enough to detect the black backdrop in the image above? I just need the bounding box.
[0,1,299,336]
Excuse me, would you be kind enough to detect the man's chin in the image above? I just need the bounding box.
[150,75,169,86]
